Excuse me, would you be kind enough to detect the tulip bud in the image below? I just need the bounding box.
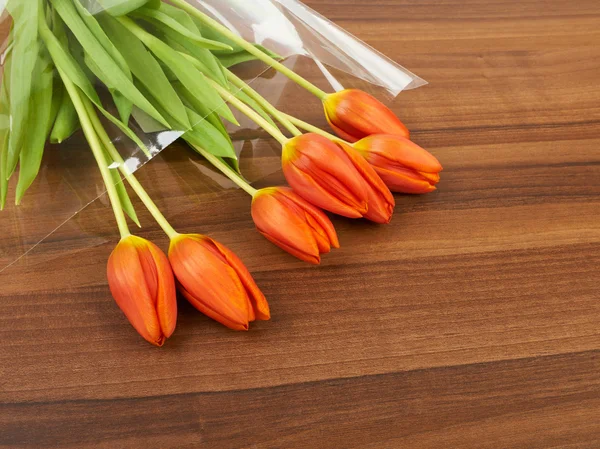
[353,135,443,194]
[282,133,368,218]
[107,235,177,346]
[282,133,395,224]
[252,187,340,264]
[323,89,410,142]
[168,234,270,331]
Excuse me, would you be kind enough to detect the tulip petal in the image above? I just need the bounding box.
[134,242,159,306]
[260,231,321,265]
[297,161,365,209]
[338,142,395,224]
[419,171,441,184]
[304,213,332,253]
[296,136,368,202]
[284,163,366,218]
[352,134,442,194]
[324,93,371,142]
[357,135,443,173]
[145,241,177,339]
[281,191,340,249]
[374,166,437,194]
[209,238,271,322]
[323,89,410,141]
[178,283,249,331]
[169,235,251,327]
[107,237,165,346]
[273,194,333,254]
[252,192,321,260]
[326,113,361,143]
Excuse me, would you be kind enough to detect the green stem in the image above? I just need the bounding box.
[81,100,179,240]
[282,112,352,144]
[169,0,328,100]
[207,78,289,145]
[189,143,257,197]
[57,67,130,239]
[226,70,302,137]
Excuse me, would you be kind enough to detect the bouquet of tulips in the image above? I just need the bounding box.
[0,0,443,346]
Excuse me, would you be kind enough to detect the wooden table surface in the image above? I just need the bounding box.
[2,0,600,448]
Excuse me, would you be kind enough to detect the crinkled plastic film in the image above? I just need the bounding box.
[0,0,426,275]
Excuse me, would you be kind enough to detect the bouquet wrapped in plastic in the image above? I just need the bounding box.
[0,0,441,345]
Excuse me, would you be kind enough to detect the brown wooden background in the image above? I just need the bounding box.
[1,0,600,447]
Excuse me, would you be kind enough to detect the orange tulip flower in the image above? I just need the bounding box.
[168,234,270,331]
[282,133,395,224]
[336,140,396,224]
[353,134,443,194]
[323,89,410,142]
[282,133,368,218]
[252,187,340,264]
[107,235,177,347]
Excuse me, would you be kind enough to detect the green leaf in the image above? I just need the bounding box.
[216,51,261,69]
[217,51,256,68]
[157,2,199,33]
[159,29,229,88]
[97,14,191,130]
[132,7,233,51]
[38,12,150,156]
[216,45,283,68]
[49,11,81,143]
[95,0,158,16]
[5,0,40,178]
[15,51,55,204]
[117,16,237,125]
[83,52,133,123]
[73,0,133,123]
[173,81,230,140]
[135,81,237,163]
[50,0,168,127]
[111,90,134,124]
[130,106,165,134]
[172,82,238,171]
[158,60,178,82]
[73,0,131,77]
[50,87,80,144]
[0,40,12,209]
[166,38,213,76]
[0,128,9,210]
[172,51,242,129]
[47,78,64,136]
[183,108,237,160]
[194,18,245,55]
[149,5,229,87]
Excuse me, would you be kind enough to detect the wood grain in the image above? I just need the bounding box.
[1,0,599,447]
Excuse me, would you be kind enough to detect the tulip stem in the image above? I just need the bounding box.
[80,100,179,241]
[169,0,328,100]
[226,70,302,137]
[281,113,352,144]
[207,79,289,145]
[57,67,131,240]
[189,143,257,197]
[176,51,300,137]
